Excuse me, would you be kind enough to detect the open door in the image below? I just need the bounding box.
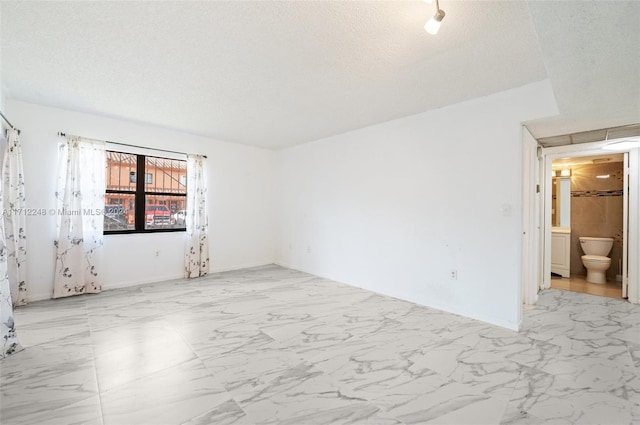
[623,152,629,298]
[522,127,540,306]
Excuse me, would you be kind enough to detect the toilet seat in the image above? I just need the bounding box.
[582,254,610,263]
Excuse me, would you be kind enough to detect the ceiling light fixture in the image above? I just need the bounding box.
[602,138,640,151]
[424,0,446,35]
[602,129,640,151]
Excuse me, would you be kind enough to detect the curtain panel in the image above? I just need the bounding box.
[53,136,106,298]
[3,128,27,306]
[0,245,21,358]
[185,154,209,278]
[0,130,23,358]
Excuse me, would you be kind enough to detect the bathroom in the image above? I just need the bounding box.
[551,153,624,298]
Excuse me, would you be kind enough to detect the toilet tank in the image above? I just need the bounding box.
[579,237,613,256]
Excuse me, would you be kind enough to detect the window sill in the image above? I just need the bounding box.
[104,228,186,235]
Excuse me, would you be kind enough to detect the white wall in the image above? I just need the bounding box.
[6,79,559,329]
[6,100,277,301]
[276,80,558,330]
[0,6,3,113]
[0,9,5,122]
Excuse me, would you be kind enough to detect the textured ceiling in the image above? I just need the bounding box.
[524,0,640,140]
[1,1,638,149]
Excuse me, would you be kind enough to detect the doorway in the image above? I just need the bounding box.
[521,126,640,330]
[535,143,640,306]
[548,153,625,299]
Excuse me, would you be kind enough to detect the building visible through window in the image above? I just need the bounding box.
[105,151,187,233]
[129,172,153,184]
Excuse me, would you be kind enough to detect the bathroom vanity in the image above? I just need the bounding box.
[551,227,571,278]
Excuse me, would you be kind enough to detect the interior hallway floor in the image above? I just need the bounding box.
[2,265,640,425]
[551,274,623,299]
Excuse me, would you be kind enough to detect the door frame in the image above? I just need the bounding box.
[623,153,629,298]
[521,126,540,309]
[533,140,637,299]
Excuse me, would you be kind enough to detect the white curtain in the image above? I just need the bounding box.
[0,131,22,358]
[3,128,27,306]
[185,154,209,278]
[53,136,105,298]
[0,233,22,358]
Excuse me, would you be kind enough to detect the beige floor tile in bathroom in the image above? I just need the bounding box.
[551,274,623,299]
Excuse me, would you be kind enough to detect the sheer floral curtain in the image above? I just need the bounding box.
[53,136,105,298]
[185,154,209,278]
[1,233,22,358]
[3,128,27,306]
[0,130,22,358]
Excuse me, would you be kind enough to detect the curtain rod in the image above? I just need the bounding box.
[57,132,207,159]
[0,110,20,134]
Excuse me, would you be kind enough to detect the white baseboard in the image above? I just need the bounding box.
[210,261,275,274]
[102,273,185,291]
[25,261,276,302]
[90,261,277,292]
[273,261,520,332]
[273,260,296,270]
[26,261,519,331]
[26,291,53,303]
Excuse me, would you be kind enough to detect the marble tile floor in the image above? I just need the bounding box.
[2,264,640,425]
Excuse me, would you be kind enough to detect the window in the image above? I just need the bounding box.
[129,172,153,184]
[105,151,187,233]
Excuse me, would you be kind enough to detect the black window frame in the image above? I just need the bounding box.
[105,151,187,235]
[129,172,153,184]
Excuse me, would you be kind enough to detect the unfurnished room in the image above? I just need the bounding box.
[1,1,640,424]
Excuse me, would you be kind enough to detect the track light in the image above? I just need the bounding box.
[602,139,640,151]
[424,0,445,35]
[602,130,640,151]
[425,9,445,34]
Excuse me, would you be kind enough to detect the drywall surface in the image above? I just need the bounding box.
[277,80,558,330]
[7,100,277,301]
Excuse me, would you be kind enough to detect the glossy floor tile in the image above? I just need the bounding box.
[551,274,623,299]
[2,265,639,424]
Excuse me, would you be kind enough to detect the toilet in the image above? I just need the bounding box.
[579,237,613,284]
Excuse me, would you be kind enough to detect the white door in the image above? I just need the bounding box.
[623,152,629,298]
[522,127,540,305]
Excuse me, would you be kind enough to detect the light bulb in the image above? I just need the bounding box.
[602,138,640,151]
[425,9,445,35]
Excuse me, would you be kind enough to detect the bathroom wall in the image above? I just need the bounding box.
[570,162,624,280]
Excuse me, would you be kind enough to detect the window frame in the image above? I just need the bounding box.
[104,151,187,235]
[129,172,153,184]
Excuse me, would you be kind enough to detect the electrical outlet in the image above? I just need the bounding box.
[450,270,457,280]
